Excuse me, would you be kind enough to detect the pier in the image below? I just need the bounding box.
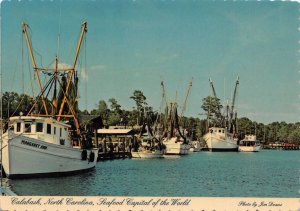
[263,143,299,150]
[96,128,136,161]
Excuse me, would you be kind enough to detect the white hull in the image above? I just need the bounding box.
[238,145,260,152]
[203,128,238,152]
[2,133,98,179]
[131,150,164,158]
[163,137,190,155]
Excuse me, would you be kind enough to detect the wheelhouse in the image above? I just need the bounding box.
[8,116,72,147]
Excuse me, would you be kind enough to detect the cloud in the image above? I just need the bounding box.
[80,68,88,81]
[50,62,72,69]
[155,53,179,63]
[90,64,106,71]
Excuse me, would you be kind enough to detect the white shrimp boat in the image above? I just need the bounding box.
[238,135,261,152]
[203,127,238,152]
[2,116,98,179]
[1,22,98,179]
[202,77,240,152]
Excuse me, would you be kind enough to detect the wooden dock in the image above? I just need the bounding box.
[263,143,299,150]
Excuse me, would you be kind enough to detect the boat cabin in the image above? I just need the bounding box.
[209,127,226,134]
[8,116,72,147]
[240,135,260,146]
[244,135,257,141]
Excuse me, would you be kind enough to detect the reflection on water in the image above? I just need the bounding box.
[7,150,300,197]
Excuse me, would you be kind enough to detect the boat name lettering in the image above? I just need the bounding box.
[21,140,47,150]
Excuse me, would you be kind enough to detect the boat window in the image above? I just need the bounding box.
[222,130,224,133]
[36,122,43,133]
[60,128,62,137]
[24,122,31,133]
[16,122,21,132]
[47,124,51,134]
[54,127,56,135]
[219,130,221,133]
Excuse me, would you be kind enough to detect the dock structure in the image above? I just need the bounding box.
[96,128,136,161]
[263,143,300,150]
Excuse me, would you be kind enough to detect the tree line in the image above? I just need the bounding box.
[1,91,300,144]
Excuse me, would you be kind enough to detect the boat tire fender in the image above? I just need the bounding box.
[81,149,88,160]
[89,151,95,163]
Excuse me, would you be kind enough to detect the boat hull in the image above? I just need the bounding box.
[203,132,238,152]
[2,134,98,179]
[238,145,261,152]
[131,150,164,158]
[163,138,190,155]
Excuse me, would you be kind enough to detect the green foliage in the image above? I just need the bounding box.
[2,91,300,144]
[201,95,223,126]
[130,90,147,111]
[2,91,34,118]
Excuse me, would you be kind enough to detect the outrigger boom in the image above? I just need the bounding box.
[22,22,88,138]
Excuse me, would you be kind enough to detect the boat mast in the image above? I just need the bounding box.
[160,80,168,109]
[160,80,169,134]
[180,78,193,119]
[22,22,49,116]
[209,78,222,126]
[23,22,88,138]
[229,76,239,133]
[57,22,87,125]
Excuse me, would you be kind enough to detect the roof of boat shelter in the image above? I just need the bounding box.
[97,128,134,135]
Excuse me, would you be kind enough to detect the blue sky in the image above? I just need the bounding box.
[1,0,299,124]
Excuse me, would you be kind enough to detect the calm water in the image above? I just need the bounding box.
[4,150,300,197]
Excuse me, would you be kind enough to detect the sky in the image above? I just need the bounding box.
[1,0,299,124]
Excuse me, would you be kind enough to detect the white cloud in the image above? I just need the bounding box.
[50,62,72,69]
[155,53,179,63]
[90,64,106,71]
[80,68,88,81]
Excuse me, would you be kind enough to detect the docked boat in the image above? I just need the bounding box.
[1,22,98,179]
[238,135,261,152]
[2,116,98,178]
[162,104,190,155]
[131,148,164,158]
[131,133,164,158]
[203,127,238,152]
[163,137,190,155]
[202,77,240,152]
[131,113,164,159]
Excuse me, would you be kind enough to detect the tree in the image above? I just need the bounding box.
[130,90,148,126]
[130,90,147,111]
[201,95,223,127]
[108,98,121,113]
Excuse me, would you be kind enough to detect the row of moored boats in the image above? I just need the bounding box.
[1,22,259,181]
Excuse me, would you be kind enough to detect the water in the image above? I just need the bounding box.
[4,150,300,197]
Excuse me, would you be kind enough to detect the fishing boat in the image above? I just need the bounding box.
[202,77,239,152]
[162,103,190,155]
[238,135,261,152]
[131,111,164,158]
[131,144,164,158]
[203,127,238,152]
[1,22,98,179]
